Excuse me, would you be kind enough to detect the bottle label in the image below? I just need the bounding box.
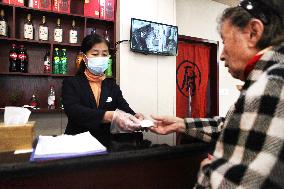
[9,52,17,60]
[54,28,63,42]
[18,53,27,61]
[48,95,55,106]
[39,26,48,41]
[0,21,7,36]
[24,24,33,39]
[44,58,51,72]
[69,30,77,43]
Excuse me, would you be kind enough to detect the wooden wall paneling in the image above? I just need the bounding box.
[70,0,84,15]
[0,40,10,72]
[0,76,49,108]
[25,43,51,74]
[86,19,115,47]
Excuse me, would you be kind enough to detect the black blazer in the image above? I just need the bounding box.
[62,74,136,146]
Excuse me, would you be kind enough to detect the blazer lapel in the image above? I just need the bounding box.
[78,75,98,108]
[99,79,110,109]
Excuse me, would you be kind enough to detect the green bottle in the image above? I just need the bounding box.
[105,58,112,77]
[60,49,68,74]
[53,48,60,74]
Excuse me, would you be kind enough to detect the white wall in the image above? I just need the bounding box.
[116,0,177,145]
[116,0,243,145]
[176,0,243,116]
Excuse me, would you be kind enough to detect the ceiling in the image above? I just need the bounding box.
[212,0,239,6]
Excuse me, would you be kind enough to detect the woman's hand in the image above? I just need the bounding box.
[149,115,186,135]
[111,109,141,133]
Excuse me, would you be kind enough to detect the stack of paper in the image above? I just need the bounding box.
[30,132,107,161]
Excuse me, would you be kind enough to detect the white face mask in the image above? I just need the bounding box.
[85,55,110,75]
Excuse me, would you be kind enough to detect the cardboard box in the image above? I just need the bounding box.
[53,0,70,13]
[100,0,115,21]
[2,0,24,6]
[28,0,52,11]
[0,121,35,153]
[84,0,100,18]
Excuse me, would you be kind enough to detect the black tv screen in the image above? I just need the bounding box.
[130,18,178,56]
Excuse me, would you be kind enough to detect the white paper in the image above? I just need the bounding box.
[4,107,31,126]
[140,120,154,128]
[34,132,106,158]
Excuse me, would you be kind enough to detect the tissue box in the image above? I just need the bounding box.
[0,121,35,153]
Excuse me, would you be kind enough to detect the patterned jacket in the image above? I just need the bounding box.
[185,43,284,188]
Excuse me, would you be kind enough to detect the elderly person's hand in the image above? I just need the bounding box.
[110,109,141,133]
[149,115,185,135]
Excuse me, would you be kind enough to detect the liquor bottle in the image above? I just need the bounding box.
[75,51,83,69]
[54,18,63,43]
[43,51,51,73]
[69,20,78,44]
[0,9,8,37]
[48,85,55,109]
[17,45,28,73]
[29,94,39,109]
[52,48,60,74]
[105,58,112,77]
[24,14,34,40]
[9,44,18,72]
[60,48,68,74]
[104,29,110,42]
[39,16,49,41]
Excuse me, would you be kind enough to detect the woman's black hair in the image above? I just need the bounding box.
[218,5,284,49]
[76,34,110,76]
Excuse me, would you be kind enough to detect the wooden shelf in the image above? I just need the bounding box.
[0,37,81,47]
[0,2,114,23]
[53,42,81,47]
[0,1,117,113]
[0,72,75,77]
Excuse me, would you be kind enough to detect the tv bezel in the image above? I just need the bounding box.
[130,18,178,56]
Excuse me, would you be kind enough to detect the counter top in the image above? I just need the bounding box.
[0,141,213,181]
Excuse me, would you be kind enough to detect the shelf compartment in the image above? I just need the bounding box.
[0,72,75,77]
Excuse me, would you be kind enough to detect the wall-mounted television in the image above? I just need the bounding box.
[130,18,178,56]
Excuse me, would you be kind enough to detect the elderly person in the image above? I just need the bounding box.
[151,0,284,188]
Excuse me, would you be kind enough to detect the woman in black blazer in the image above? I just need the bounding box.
[62,34,143,147]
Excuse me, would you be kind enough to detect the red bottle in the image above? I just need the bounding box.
[17,45,28,73]
[9,44,18,72]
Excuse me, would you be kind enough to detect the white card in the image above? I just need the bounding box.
[140,120,154,128]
